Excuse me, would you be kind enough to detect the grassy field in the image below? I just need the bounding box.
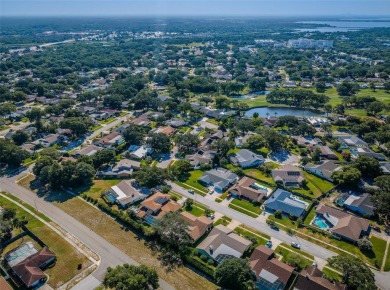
[234,227,268,255]
[322,266,343,282]
[275,245,313,269]
[178,170,208,193]
[243,168,275,185]
[41,191,217,290]
[384,245,390,271]
[183,204,205,217]
[0,195,91,288]
[76,179,120,199]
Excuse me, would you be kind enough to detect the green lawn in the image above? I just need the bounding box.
[384,245,390,271]
[234,227,268,255]
[76,179,120,200]
[230,198,262,214]
[303,205,316,225]
[0,195,91,288]
[370,236,387,269]
[98,117,116,125]
[275,245,313,269]
[183,205,205,217]
[243,168,275,185]
[277,243,315,260]
[214,216,231,226]
[293,172,334,199]
[268,214,299,229]
[322,267,343,282]
[179,170,209,193]
[228,203,259,218]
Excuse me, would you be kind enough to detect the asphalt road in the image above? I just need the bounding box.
[169,182,390,290]
[86,112,133,141]
[0,178,174,290]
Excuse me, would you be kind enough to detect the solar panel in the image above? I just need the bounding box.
[154,196,170,205]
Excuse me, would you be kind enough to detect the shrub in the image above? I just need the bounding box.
[207,259,214,266]
[200,254,208,262]
[274,209,282,218]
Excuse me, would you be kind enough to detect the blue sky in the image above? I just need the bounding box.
[2,0,390,17]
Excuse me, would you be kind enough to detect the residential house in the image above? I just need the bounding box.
[97,159,140,178]
[338,136,367,148]
[292,136,322,147]
[249,245,294,290]
[136,192,182,224]
[129,112,152,127]
[93,131,124,148]
[380,162,390,175]
[105,180,151,207]
[272,165,305,188]
[197,225,251,263]
[199,168,238,192]
[38,134,60,147]
[128,145,154,160]
[185,150,216,168]
[355,147,387,161]
[21,143,36,153]
[294,265,346,290]
[6,243,55,289]
[228,176,271,202]
[72,144,103,157]
[318,146,338,160]
[152,126,176,136]
[315,203,370,243]
[343,193,375,217]
[165,118,186,128]
[181,212,213,242]
[234,133,253,148]
[304,160,341,182]
[264,189,309,217]
[229,149,265,168]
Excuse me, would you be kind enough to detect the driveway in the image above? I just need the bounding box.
[269,150,300,165]
[0,175,174,290]
[198,119,218,130]
[168,182,390,289]
[156,146,178,169]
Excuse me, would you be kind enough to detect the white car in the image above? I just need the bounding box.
[291,242,301,249]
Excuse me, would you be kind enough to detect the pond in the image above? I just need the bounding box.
[230,91,270,99]
[295,21,390,32]
[245,107,325,117]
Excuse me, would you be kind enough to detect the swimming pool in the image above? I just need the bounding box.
[314,216,329,229]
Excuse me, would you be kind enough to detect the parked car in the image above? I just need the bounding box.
[266,241,273,248]
[291,242,301,249]
[188,189,195,194]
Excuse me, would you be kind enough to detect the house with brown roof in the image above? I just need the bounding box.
[249,245,295,290]
[136,192,182,224]
[152,126,176,136]
[294,265,346,290]
[272,165,305,188]
[229,176,272,202]
[181,212,213,242]
[93,131,124,148]
[315,203,370,243]
[197,225,251,263]
[9,247,55,288]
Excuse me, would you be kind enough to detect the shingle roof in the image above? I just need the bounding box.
[295,266,346,290]
[316,203,370,242]
[272,165,304,185]
[181,212,213,241]
[264,189,308,217]
[344,193,375,216]
[199,168,238,189]
[228,176,267,201]
[249,245,294,285]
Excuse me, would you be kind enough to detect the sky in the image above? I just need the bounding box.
[2,0,390,17]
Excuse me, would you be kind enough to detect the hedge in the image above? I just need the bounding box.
[183,255,215,279]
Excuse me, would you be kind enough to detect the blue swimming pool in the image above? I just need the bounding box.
[106,194,116,203]
[314,216,329,229]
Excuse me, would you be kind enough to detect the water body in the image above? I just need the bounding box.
[245,107,325,117]
[231,91,270,99]
[296,21,390,32]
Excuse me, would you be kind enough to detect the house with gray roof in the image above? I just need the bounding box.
[72,144,103,157]
[197,225,251,263]
[165,118,186,128]
[229,149,264,168]
[105,179,151,207]
[304,160,341,182]
[272,165,304,188]
[185,150,216,168]
[380,162,390,175]
[338,136,367,148]
[343,193,375,217]
[199,168,238,192]
[264,189,309,217]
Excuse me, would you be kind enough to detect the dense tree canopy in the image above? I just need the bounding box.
[215,258,255,290]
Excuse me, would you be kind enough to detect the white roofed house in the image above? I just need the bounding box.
[104,179,152,208]
[199,168,238,192]
[229,149,265,168]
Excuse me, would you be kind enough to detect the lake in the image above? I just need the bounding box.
[296,21,390,32]
[245,107,325,117]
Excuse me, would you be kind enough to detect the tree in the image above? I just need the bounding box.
[333,104,345,115]
[369,82,376,92]
[321,122,333,138]
[332,166,361,187]
[33,156,55,176]
[171,160,192,178]
[0,139,29,168]
[353,155,382,179]
[0,103,16,117]
[133,167,170,188]
[215,258,255,290]
[12,130,29,145]
[337,82,357,96]
[311,147,321,162]
[249,78,266,92]
[275,115,299,129]
[328,255,375,290]
[372,176,390,227]
[147,133,171,153]
[291,123,316,136]
[357,238,373,251]
[244,135,265,151]
[213,139,235,157]
[40,147,61,160]
[103,264,159,290]
[153,212,191,249]
[315,82,326,93]
[123,125,146,145]
[366,101,384,115]
[175,134,199,154]
[93,149,116,168]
